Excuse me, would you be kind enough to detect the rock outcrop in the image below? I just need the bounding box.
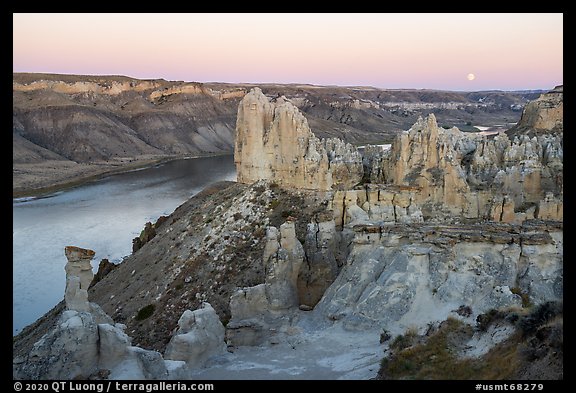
[13,309,102,380]
[312,221,563,334]
[90,258,117,288]
[383,114,471,216]
[360,96,562,223]
[507,85,563,136]
[164,303,226,367]
[226,221,306,346]
[235,88,363,190]
[13,246,229,380]
[226,284,270,346]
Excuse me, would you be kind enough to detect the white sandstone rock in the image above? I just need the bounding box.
[164,303,226,367]
[235,88,362,190]
[64,246,95,312]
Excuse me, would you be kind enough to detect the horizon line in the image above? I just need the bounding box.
[12,71,561,93]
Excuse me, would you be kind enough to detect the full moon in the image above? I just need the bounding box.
[467,73,476,81]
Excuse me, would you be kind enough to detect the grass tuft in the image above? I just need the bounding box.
[135,304,156,321]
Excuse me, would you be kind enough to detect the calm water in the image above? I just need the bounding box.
[13,155,236,335]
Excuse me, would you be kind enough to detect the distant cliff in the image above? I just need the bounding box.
[507,85,563,137]
[13,73,237,163]
[13,73,240,196]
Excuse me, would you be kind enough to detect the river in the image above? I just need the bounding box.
[12,155,236,335]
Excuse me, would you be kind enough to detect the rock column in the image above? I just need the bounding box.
[234,88,362,190]
[264,221,305,310]
[64,246,95,312]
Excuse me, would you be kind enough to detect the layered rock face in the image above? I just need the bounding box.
[13,75,238,164]
[235,88,363,190]
[298,211,342,307]
[331,186,424,229]
[313,221,562,334]
[263,222,305,310]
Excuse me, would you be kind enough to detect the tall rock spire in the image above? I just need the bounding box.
[234,88,363,190]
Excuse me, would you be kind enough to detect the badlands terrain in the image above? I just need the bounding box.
[13,73,541,196]
[13,78,562,380]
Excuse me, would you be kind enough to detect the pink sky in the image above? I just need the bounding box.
[13,13,563,91]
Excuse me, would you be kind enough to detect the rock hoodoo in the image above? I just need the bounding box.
[234,87,363,190]
[64,246,95,312]
[14,247,227,380]
[226,220,306,346]
[263,222,305,310]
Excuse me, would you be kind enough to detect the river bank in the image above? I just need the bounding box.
[13,155,237,335]
[13,152,233,199]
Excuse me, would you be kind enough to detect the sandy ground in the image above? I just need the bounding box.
[187,323,384,380]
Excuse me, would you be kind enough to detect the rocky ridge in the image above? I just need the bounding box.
[358,113,563,223]
[333,115,563,226]
[234,87,563,224]
[222,86,563,377]
[13,86,562,380]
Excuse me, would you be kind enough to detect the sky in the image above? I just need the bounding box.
[13,13,563,91]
